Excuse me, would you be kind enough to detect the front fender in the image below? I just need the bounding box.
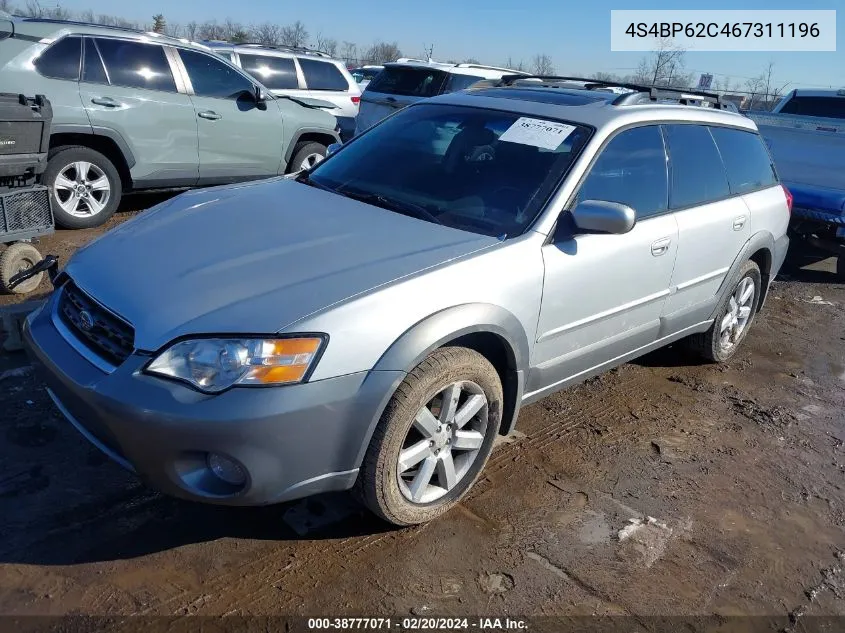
[372,302,529,374]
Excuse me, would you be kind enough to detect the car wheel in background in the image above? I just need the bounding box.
[355,346,503,526]
[686,259,762,363]
[43,146,122,229]
[0,242,44,294]
[288,141,327,173]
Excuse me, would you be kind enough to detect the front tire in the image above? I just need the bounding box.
[287,141,327,173]
[687,260,762,363]
[356,347,503,526]
[43,146,122,229]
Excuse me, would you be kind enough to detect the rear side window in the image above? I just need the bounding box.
[664,124,730,209]
[778,96,845,119]
[82,39,108,85]
[240,54,298,90]
[299,58,348,91]
[94,38,176,92]
[444,74,485,93]
[709,127,778,194]
[179,49,254,99]
[366,67,448,97]
[575,125,668,219]
[34,36,82,81]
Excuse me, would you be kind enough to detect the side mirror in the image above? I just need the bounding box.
[326,142,343,157]
[254,86,267,103]
[570,199,636,234]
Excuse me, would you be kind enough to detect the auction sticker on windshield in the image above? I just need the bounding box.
[498,117,576,150]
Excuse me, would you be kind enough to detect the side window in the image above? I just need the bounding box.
[94,38,176,92]
[34,36,82,81]
[240,54,298,90]
[81,38,108,85]
[179,49,255,99]
[575,126,668,219]
[663,124,730,209]
[709,127,778,194]
[298,58,349,91]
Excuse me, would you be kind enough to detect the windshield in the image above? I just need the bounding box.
[305,103,592,237]
[365,66,448,97]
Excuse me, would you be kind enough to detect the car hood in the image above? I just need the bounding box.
[64,178,498,351]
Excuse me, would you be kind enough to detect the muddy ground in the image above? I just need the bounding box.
[0,200,843,628]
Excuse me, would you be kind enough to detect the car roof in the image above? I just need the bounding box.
[206,41,343,62]
[429,86,757,132]
[385,59,527,79]
[11,16,215,52]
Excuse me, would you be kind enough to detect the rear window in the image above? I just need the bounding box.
[34,36,82,81]
[240,54,298,90]
[444,74,485,93]
[664,124,731,209]
[299,58,348,91]
[709,127,778,194]
[366,66,448,97]
[779,96,845,119]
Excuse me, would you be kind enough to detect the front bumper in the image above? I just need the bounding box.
[23,293,403,506]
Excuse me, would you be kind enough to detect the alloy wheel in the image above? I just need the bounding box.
[719,276,755,351]
[53,161,111,217]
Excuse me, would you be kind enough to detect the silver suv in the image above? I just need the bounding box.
[24,80,790,526]
[0,18,340,229]
[207,42,361,142]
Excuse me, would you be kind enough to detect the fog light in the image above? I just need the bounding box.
[207,453,247,486]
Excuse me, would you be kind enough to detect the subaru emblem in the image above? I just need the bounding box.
[78,310,94,331]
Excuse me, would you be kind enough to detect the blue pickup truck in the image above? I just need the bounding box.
[746,89,845,280]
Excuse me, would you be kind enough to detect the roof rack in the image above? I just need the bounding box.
[456,63,526,74]
[498,75,730,109]
[206,41,333,57]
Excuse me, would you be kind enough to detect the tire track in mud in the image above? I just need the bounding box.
[148,370,655,615]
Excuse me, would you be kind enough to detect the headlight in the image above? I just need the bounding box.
[145,336,325,393]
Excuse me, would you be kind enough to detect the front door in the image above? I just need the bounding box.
[80,37,199,187]
[529,125,678,396]
[176,48,284,184]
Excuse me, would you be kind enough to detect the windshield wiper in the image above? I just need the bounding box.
[338,188,444,225]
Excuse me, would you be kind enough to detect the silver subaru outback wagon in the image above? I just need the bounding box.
[23,83,790,526]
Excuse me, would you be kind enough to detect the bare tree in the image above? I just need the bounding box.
[79,8,96,22]
[592,71,623,82]
[634,38,687,87]
[760,61,790,110]
[0,0,13,13]
[251,22,281,45]
[341,41,358,66]
[314,32,337,56]
[744,75,766,110]
[198,20,226,41]
[166,22,182,37]
[463,57,480,64]
[531,53,555,75]
[223,18,247,41]
[184,21,199,40]
[364,41,402,64]
[503,57,526,72]
[280,20,308,47]
[22,0,43,17]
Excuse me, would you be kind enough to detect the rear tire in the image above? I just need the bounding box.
[355,347,503,526]
[287,142,327,173]
[0,242,44,294]
[686,260,762,363]
[44,145,122,229]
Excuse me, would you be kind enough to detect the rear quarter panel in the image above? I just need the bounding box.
[284,235,545,380]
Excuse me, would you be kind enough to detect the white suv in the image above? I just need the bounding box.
[208,43,361,141]
[355,58,527,135]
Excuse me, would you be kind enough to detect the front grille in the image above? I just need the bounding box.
[0,185,52,233]
[58,281,135,366]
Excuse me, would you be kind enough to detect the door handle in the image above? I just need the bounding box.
[651,237,672,257]
[197,110,222,121]
[91,97,119,107]
[733,215,747,231]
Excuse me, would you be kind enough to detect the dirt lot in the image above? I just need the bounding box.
[0,202,843,627]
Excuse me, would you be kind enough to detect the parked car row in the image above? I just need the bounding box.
[0,17,341,228]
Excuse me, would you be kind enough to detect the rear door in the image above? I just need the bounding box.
[79,36,199,186]
[661,124,751,322]
[175,48,285,184]
[356,65,448,134]
[28,35,91,131]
